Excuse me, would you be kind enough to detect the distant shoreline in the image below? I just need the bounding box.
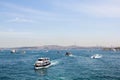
[0,45,120,50]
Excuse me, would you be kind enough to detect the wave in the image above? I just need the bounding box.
[69,54,77,57]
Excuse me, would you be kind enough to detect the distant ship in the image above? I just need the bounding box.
[34,58,51,69]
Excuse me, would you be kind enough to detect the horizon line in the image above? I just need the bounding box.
[0,45,119,49]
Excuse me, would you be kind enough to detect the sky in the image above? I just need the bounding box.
[0,0,120,48]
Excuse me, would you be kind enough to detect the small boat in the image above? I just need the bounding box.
[22,51,26,54]
[91,54,102,59]
[34,58,51,69]
[65,52,73,56]
[11,49,16,53]
[112,48,117,52]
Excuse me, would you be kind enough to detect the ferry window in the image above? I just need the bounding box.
[38,59,42,61]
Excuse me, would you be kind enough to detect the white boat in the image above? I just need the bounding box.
[34,58,51,69]
[112,48,117,52]
[11,49,16,53]
[65,52,73,56]
[91,54,102,59]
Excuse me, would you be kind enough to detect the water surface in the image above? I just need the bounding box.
[0,49,120,80]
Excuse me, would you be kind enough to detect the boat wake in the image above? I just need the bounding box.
[68,54,77,57]
[50,60,59,66]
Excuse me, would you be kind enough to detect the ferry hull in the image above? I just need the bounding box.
[34,64,51,69]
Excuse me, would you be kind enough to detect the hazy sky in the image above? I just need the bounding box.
[0,0,120,48]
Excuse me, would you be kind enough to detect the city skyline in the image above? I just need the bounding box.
[0,0,120,48]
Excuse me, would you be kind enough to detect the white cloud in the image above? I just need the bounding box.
[80,4,120,18]
[0,2,56,16]
[0,1,61,23]
[0,31,32,36]
[53,0,120,18]
[8,17,34,23]
[1,0,120,20]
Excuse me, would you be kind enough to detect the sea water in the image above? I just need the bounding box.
[0,49,120,80]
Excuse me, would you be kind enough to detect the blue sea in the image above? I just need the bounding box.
[0,49,120,80]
